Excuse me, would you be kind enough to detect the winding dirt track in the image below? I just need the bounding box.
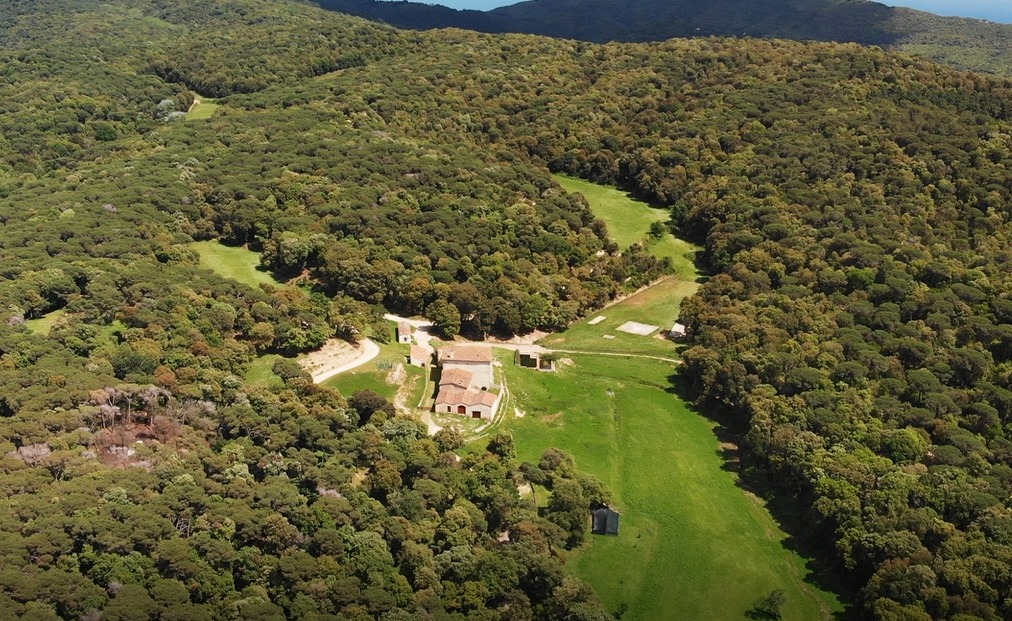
[301,338,380,383]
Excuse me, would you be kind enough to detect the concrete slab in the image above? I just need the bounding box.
[616,321,659,336]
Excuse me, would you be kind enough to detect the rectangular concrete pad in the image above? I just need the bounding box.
[616,321,659,336]
[588,316,606,325]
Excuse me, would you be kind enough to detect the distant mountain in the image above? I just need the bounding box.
[488,0,900,45]
[312,0,1012,77]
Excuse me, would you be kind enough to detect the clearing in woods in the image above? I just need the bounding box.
[553,174,698,279]
[190,241,282,289]
[503,355,843,621]
[24,309,67,335]
[538,277,697,358]
[187,97,220,120]
[324,340,427,408]
[499,178,845,620]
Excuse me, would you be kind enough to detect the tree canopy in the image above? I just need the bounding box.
[5,0,1012,618]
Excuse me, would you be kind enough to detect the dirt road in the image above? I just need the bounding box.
[299,338,380,383]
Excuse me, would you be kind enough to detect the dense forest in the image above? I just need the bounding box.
[5,0,1012,618]
[314,0,1012,78]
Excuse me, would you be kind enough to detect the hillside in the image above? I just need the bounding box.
[4,0,1012,619]
[315,0,1012,77]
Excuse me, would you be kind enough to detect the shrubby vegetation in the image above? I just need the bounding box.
[5,0,1012,618]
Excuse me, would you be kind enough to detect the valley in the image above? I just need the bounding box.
[3,1,1012,619]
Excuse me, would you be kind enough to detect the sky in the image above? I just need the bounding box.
[880,0,1012,22]
[395,0,1012,23]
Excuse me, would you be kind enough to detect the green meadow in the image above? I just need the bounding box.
[24,309,67,335]
[538,277,697,358]
[544,175,701,357]
[244,353,284,388]
[190,241,281,289]
[503,177,845,619]
[187,98,220,120]
[553,174,698,279]
[503,355,842,621]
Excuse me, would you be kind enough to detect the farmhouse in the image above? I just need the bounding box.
[434,345,499,419]
[439,345,494,389]
[397,321,413,344]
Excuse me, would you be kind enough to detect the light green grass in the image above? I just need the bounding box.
[503,355,842,621]
[190,241,282,289]
[98,320,127,342]
[553,174,698,279]
[324,341,426,406]
[186,98,220,121]
[539,277,697,358]
[25,309,67,335]
[245,354,284,388]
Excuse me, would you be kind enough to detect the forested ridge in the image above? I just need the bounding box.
[314,0,1012,79]
[4,0,1012,619]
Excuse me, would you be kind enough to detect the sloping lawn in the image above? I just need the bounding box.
[24,309,67,335]
[553,174,698,279]
[324,341,427,407]
[190,241,282,289]
[187,98,220,120]
[504,355,842,621]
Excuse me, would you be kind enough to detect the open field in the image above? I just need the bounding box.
[538,277,697,357]
[187,98,220,120]
[190,241,282,289]
[324,340,427,407]
[24,309,67,335]
[502,355,842,621]
[553,174,698,279]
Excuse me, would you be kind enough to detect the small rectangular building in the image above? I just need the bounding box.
[591,506,620,536]
[515,348,556,372]
[397,321,413,344]
[408,345,429,368]
[669,322,687,339]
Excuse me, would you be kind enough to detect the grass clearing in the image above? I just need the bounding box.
[98,320,127,343]
[503,355,843,621]
[553,174,698,279]
[187,98,220,121]
[190,241,282,289]
[245,354,284,388]
[539,277,697,357]
[324,341,426,406]
[25,309,67,335]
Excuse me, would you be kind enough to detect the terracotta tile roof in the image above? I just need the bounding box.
[398,321,412,334]
[440,345,493,363]
[435,388,498,408]
[434,388,464,407]
[410,345,429,361]
[474,391,498,407]
[439,368,473,389]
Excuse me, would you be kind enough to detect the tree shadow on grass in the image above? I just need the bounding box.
[666,370,862,621]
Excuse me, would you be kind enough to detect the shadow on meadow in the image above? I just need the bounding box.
[667,370,861,621]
